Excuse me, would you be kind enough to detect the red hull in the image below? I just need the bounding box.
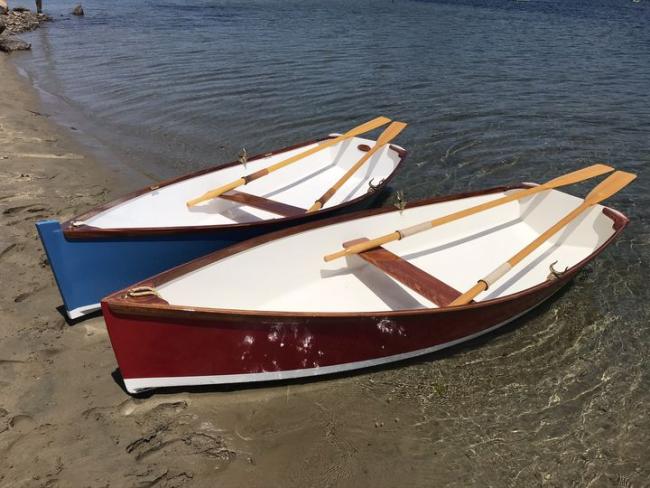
[102,186,629,393]
[103,273,565,392]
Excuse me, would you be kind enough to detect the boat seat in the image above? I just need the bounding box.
[343,238,463,307]
[219,191,307,217]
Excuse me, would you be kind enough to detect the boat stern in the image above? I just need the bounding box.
[36,220,101,319]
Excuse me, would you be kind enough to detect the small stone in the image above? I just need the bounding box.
[72,5,84,16]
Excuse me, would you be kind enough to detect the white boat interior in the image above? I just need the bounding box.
[83,136,403,229]
[157,188,620,312]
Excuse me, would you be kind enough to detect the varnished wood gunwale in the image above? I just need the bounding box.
[104,183,629,322]
[62,137,407,239]
[218,190,306,217]
[343,238,462,307]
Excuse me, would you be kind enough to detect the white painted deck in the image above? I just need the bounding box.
[157,188,618,312]
[84,136,402,228]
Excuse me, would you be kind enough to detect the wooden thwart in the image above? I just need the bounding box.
[343,238,462,307]
[219,191,306,217]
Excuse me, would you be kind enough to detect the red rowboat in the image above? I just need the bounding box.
[102,183,629,393]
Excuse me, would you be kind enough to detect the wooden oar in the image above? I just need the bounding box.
[449,170,636,306]
[306,121,408,213]
[323,164,614,262]
[186,116,391,207]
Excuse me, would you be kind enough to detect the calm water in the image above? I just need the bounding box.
[12,0,650,483]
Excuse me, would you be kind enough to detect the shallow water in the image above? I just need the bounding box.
[10,0,650,484]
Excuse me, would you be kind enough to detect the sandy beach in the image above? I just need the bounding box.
[2,38,649,487]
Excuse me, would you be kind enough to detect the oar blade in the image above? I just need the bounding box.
[544,163,614,189]
[343,116,391,138]
[584,170,637,205]
[376,121,408,146]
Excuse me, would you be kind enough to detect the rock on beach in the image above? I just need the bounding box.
[0,6,50,52]
[0,32,31,52]
[1,8,50,33]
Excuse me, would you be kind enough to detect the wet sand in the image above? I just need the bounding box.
[1,55,649,487]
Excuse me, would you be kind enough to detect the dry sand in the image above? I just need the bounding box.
[1,55,649,487]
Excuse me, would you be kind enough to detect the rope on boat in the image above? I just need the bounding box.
[125,286,161,298]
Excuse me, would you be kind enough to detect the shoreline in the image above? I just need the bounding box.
[0,55,205,485]
[0,53,258,486]
[10,56,163,185]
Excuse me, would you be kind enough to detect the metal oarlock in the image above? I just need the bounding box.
[367,178,385,193]
[547,261,568,281]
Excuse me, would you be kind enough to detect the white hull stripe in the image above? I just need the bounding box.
[68,303,101,320]
[123,300,548,393]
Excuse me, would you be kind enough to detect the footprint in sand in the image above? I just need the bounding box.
[119,398,190,417]
[0,408,7,434]
[13,153,84,160]
[126,427,234,462]
[0,241,17,260]
[8,414,36,433]
[2,204,48,216]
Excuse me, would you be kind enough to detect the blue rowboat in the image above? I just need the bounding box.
[37,134,407,319]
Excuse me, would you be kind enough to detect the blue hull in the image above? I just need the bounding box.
[36,221,268,319]
[36,194,385,319]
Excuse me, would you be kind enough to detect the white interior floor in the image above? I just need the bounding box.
[83,136,402,228]
[157,188,619,312]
